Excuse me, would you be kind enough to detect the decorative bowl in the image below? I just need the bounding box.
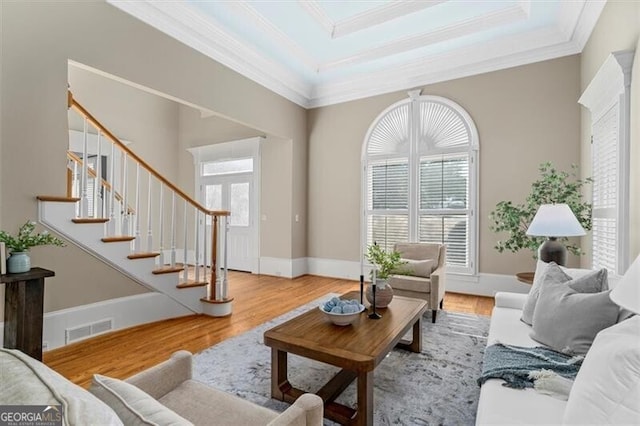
[319,304,365,326]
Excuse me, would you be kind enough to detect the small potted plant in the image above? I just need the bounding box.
[0,221,65,273]
[364,243,406,307]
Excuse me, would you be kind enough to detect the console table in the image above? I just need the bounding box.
[1,267,55,360]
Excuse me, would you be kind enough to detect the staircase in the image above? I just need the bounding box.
[38,91,233,317]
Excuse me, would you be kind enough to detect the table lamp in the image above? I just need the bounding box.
[610,254,640,314]
[526,203,586,266]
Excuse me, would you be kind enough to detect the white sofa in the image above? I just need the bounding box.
[476,291,569,424]
[477,273,640,425]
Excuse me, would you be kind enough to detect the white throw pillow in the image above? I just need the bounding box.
[90,374,193,426]
[563,316,640,425]
[397,258,436,278]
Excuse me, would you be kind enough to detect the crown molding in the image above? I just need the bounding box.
[309,27,579,107]
[107,0,313,107]
[297,0,334,37]
[571,0,607,51]
[319,3,529,72]
[556,0,585,41]
[229,2,318,71]
[331,0,449,39]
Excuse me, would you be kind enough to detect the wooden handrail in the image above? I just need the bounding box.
[68,91,229,218]
[67,151,135,214]
[68,90,232,305]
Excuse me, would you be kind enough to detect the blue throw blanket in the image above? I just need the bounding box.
[478,343,583,389]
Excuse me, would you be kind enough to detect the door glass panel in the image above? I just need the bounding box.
[205,184,222,225]
[230,182,249,227]
[205,184,222,210]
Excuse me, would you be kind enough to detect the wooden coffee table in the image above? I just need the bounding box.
[264,291,427,425]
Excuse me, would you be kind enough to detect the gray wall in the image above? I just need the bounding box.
[579,0,640,267]
[0,1,307,316]
[308,55,582,275]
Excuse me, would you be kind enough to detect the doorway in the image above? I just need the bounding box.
[199,157,256,273]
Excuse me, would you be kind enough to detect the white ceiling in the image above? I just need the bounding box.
[109,0,606,108]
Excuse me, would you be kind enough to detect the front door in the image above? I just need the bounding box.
[201,174,253,272]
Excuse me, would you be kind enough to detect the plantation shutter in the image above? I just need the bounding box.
[367,160,409,252]
[419,153,470,268]
[591,105,618,273]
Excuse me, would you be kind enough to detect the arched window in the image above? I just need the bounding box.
[362,91,479,275]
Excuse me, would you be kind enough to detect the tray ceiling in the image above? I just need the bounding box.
[108,0,606,108]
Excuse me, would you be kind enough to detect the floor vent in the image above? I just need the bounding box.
[65,318,114,344]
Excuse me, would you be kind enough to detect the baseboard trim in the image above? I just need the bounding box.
[304,257,531,297]
[258,257,309,278]
[0,293,193,352]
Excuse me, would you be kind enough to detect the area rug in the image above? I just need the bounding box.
[193,294,490,425]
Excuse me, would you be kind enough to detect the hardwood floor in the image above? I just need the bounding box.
[43,272,494,388]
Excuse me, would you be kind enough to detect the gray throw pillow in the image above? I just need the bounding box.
[521,262,570,325]
[521,263,609,325]
[530,278,618,355]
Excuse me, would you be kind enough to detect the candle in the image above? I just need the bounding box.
[373,267,377,287]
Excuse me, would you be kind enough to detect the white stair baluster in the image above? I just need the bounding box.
[222,216,229,300]
[146,173,153,252]
[80,118,89,217]
[134,163,141,252]
[121,152,128,235]
[158,184,164,265]
[95,131,102,218]
[108,142,116,235]
[194,209,201,283]
[170,192,176,267]
[73,160,79,217]
[183,201,188,281]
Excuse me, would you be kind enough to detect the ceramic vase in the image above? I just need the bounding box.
[7,251,30,273]
[366,280,394,308]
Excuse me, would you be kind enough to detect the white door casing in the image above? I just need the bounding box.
[188,137,262,274]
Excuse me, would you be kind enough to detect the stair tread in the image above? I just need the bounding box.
[152,266,184,275]
[102,236,135,243]
[127,252,160,260]
[177,280,209,289]
[37,195,80,202]
[72,218,109,224]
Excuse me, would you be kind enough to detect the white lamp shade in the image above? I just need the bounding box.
[526,204,586,237]
[610,255,640,314]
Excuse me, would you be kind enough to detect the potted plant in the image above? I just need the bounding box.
[489,162,592,258]
[364,243,406,307]
[0,220,65,273]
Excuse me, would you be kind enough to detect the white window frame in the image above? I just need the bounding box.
[361,91,479,275]
[579,50,633,276]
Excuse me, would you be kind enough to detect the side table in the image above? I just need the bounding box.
[1,267,55,360]
[516,272,534,285]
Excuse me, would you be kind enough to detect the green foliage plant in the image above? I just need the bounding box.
[0,221,66,253]
[489,162,592,257]
[365,243,406,280]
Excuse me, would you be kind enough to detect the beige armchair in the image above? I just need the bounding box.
[388,242,446,323]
